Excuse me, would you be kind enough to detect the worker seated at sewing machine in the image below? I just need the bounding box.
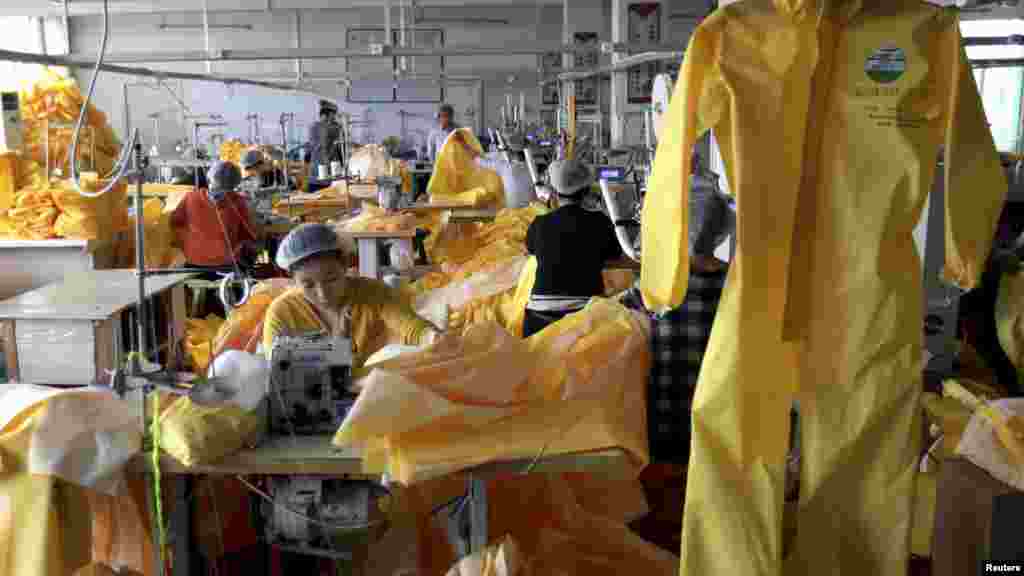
[262,223,442,373]
[171,160,263,277]
[523,159,621,338]
[240,148,290,190]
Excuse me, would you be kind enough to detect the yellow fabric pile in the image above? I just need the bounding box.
[114,198,183,269]
[52,174,129,240]
[335,298,651,484]
[0,72,131,241]
[212,279,291,356]
[408,204,634,336]
[184,315,225,374]
[218,139,246,165]
[336,203,419,234]
[18,70,121,179]
[0,185,58,239]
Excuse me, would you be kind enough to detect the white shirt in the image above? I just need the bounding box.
[426,124,457,162]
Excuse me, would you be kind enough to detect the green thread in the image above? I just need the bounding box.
[150,392,166,569]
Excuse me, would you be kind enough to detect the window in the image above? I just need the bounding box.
[962,19,1024,153]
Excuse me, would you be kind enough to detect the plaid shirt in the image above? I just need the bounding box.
[622,268,728,465]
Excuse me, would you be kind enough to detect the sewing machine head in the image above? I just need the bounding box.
[268,332,355,436]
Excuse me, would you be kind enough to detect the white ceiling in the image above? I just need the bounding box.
[0,0,563,18]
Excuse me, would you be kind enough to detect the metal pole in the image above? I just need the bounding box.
[202,0,212,75]
[133,144,148,361]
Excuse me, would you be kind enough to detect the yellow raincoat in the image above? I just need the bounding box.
[641,1,1006,574]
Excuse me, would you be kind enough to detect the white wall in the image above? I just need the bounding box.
[69,4,564,154]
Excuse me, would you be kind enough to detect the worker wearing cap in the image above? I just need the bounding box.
[522,160,621,337]
[171,160,260,278]
[263,223,442,371]
[306,100,341,191]
[426,103,458,163]
[240,148,288,190]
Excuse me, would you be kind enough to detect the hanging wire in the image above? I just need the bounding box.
[68,0,140,198]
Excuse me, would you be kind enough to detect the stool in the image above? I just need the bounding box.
[185,279,223,318]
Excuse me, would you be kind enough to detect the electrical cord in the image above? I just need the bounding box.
[210,196,254,309]
[69,0,139,198]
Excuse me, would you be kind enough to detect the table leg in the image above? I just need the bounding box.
[357,238,380,279]
[468,476,488,554]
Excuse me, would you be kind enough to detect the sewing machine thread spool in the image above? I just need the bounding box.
[330,161,342,178]
[317,164,329,180]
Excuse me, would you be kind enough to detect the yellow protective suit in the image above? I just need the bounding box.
[426,128,504,210]
[640,2,1006,574]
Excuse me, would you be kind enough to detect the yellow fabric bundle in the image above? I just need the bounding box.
[19,70,120,180]
[155,396,262,468]
[218,140,246,165]
[336,203,419,234]
[115,198,182,269]
[184,315,226,374]
[212,279,291,356]
[2,186,58,240]
[51,173,129,240]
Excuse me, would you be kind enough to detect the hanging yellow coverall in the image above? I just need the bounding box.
[640,1,1006,574]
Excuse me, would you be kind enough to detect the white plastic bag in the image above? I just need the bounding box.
[204,350,270,412]
[955,397,1024,491]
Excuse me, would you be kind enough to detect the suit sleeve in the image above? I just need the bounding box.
[938,19,1008,291]
[378,290,435,346]
[639,25,723,313]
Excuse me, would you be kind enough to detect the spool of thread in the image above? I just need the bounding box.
[317,164,329,180]
[330,161,342,177]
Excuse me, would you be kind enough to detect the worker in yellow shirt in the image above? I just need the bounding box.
[262,223,441,369]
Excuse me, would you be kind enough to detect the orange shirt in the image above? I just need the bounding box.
[170,188,256,266]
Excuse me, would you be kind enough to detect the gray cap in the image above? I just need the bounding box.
[276,223,342,271]
[547,159,593,198]
[689,175,735,256]
[207,161,242,193]
[240,149,264,170]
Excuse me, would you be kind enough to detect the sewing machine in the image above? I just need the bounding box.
[268,333,356,436]
[261,476,384,560]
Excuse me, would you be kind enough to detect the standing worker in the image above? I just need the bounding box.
[171,160,261,279]
[621,183,733,550]
[426,104,458,163]
[240,148,289,190]
[523,159,621,337]
[306,100,341,191]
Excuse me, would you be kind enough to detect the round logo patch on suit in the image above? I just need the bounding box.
[865,46,906,84]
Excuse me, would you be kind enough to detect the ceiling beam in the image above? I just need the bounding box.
[68,42,687,64]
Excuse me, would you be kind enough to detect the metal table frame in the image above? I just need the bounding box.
[149,435,630,574]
